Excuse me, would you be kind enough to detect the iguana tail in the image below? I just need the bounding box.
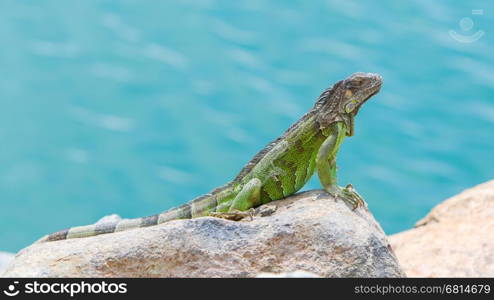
[36,194,217,243]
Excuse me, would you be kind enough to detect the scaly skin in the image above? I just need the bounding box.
[38,72,382,243]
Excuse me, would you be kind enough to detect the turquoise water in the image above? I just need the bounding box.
[1,1,493,252]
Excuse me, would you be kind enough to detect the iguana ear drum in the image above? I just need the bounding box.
[345,100,357,113]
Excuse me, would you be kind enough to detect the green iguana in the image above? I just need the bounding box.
[38,72,382,243]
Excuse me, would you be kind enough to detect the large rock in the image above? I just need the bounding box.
[3,190,404,278]
[389,180,494,277]
[0,252,14,274]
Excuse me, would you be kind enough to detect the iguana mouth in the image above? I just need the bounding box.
[354,73,382,114]
[366,82,382,100]
[363,73,382,99]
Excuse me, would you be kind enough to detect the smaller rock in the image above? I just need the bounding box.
[389,180,494,277]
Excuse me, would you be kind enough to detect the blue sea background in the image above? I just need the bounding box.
[1,0,493,252]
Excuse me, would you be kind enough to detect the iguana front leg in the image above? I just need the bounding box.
[209,178,261,220]
[316,122,365,209]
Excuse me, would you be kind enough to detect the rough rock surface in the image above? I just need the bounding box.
[3,190,404,278]
[256,270,321,278]
[0,252,14,274]
[389,180,494,277]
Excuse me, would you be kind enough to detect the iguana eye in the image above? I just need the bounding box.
[345,102,355,113]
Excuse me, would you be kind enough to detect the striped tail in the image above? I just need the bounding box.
[36,203,196,243]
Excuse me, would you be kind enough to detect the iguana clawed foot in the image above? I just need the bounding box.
[327,184,366,210]
[209,208,255,221]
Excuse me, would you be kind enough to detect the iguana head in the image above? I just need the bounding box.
[315,72,382,136]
